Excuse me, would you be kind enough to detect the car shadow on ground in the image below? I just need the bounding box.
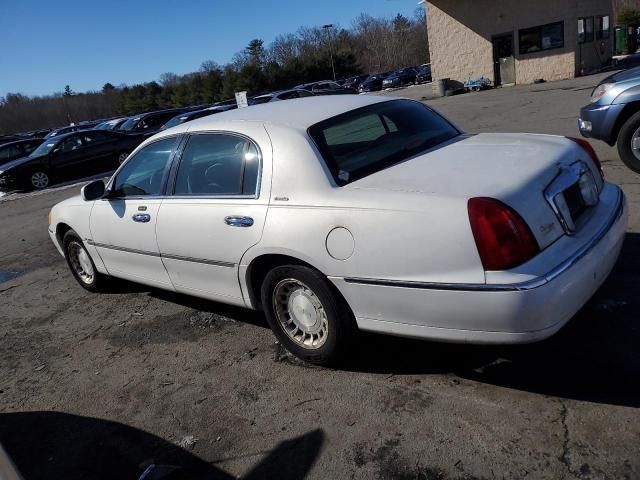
[346,232,640,408]
[92,234,639,408]
[0,411,324,480]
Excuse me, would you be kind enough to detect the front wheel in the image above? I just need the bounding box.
[617,110,640,173]
[63,230,107,292]
[261,265,356,366]
[29,170,50,190]
[117,151,130,164]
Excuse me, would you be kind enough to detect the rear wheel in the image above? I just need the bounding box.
[616,110,640,173]
[261,265,356,366]
[29,170,50,190]
[63,230,107,292]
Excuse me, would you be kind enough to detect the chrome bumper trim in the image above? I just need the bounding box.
[345,188,624,292]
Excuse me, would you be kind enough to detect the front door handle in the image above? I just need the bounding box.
[224,216,254,227]
[132,213,151,223]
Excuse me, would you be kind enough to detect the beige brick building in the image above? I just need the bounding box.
[426,0,614,93]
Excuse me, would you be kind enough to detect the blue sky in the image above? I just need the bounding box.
[0,0,422,97]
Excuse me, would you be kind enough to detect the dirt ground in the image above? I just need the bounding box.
[1,73,639,480]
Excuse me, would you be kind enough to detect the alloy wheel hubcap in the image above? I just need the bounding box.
[31,172,49,189]
[273,279,328,349]
[68,241,95,285]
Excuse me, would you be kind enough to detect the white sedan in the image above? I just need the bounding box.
[48,96,627,365]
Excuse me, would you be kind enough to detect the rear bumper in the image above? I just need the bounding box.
[578,102,624,145]
[331,186,627,344]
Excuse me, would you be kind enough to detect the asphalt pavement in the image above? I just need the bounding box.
[1,73,639,480]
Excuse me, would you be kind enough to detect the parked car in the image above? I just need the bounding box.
[342,74,369,91]
[118,109,187,137]
[47,95,626,366]
[382,68,418,89]
[160,105,236,131]
[0,130,142,191]
[0,138,43,166]
[415,65,432,84]
[579,66,640,173]
[357,73,391,93]
[252,89,314,104]
[45,123,99,139]
[95,117,129,131]
[297,81,356,95]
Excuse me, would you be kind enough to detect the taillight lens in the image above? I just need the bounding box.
[566,136,604,179]
[468,197,540,271]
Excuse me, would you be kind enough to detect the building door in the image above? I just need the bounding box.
[492,33,515,86]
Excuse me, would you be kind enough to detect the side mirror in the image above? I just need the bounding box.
[81,179,105,201]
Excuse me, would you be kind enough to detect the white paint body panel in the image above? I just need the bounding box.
[90,198,173,289]
[48,96,627,344]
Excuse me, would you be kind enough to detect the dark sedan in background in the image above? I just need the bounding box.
[297,81,356,95]
[0,130,142,191]
[415,64,432,84]
[118,108,188,137]
[382,67,418,89]
[0,139,43,166]
[358,73,391,93]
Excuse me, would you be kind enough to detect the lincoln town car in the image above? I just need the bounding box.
[48,96,627,365]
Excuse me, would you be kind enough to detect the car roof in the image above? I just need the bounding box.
[174,95,393,132]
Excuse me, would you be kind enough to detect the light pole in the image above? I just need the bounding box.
[322,23,336,81]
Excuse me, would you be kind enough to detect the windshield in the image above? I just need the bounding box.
[30,139,58,157]
[119,117,140,131]
[162,114,189,130]
[308,99,460,185]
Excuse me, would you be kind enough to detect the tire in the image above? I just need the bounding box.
[29,170,50,190]
[261,265,357,366]
[62,230,107,292]
[616,110,640,173]
[117,151,130,164]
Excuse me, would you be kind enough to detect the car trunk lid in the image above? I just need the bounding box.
[346,133,600,249]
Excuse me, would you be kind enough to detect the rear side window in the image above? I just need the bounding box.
[173,133,260,196]
[308,99,459,185]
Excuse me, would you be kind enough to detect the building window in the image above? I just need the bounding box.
[578,17,594,43]
[519,22,564,55]
[597,15,610,40]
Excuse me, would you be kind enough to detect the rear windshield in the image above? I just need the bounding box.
[308,99,460,185]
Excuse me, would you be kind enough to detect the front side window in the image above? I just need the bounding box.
[173,133,260,196]
[111,137,177,197]
[60,136,84,153]
[519,22,564,54]
[308,99,460,185]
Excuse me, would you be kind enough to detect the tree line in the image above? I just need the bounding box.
[0,10,428,135]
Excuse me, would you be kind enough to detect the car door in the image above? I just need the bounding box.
[49,134,89,180]
[89,136,179,289]
[80,131,118,173]
[155,126,272,305]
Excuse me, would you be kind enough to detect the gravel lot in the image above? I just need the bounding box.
[1,73,639,480]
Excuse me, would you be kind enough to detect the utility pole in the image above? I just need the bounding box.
[322,24,336,81]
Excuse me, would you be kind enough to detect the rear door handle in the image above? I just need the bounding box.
[224,216,254,227]
[132,213,151,223]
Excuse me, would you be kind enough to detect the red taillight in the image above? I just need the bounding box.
[566,136,604,179]
[468,197,540,271]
